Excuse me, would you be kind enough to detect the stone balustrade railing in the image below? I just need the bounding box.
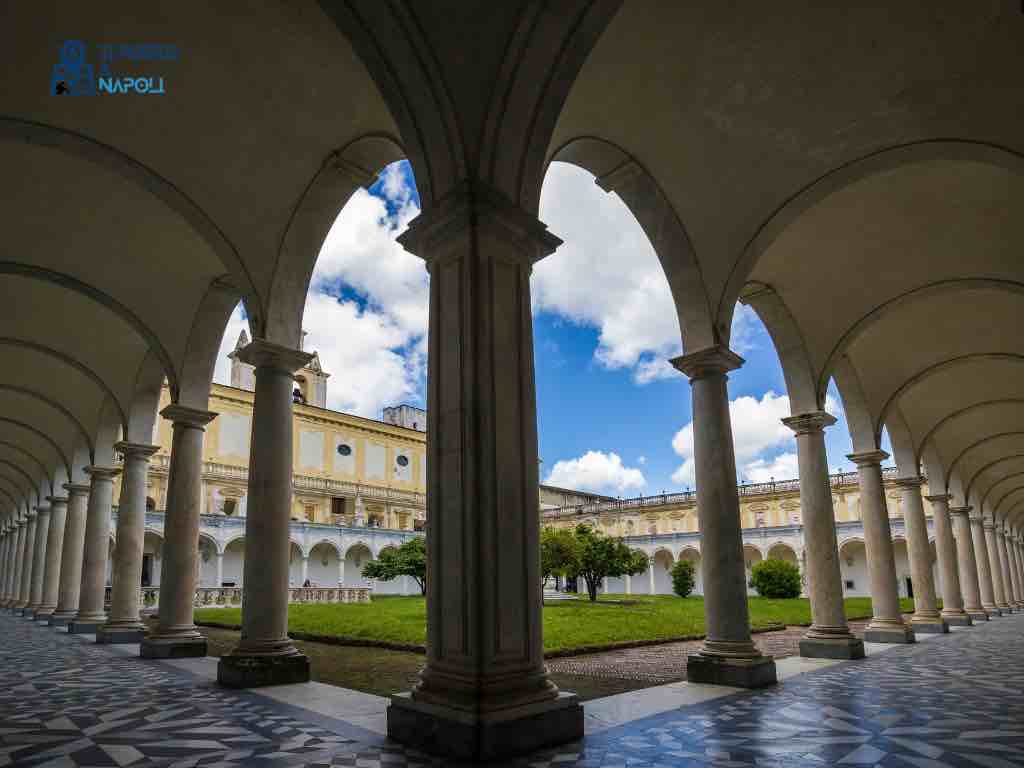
[132,585,372,610]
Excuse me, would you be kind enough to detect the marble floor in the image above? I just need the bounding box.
[1,611,1022,767]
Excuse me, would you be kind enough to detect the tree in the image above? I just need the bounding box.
[568,524,649,601]
[671,558,697,598]
[362,537,427,595]
[749,558,802,598]
[541,527,579,587]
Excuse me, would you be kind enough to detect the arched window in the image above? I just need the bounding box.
[145,496,156,511]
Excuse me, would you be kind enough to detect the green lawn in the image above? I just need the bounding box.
[195,594,917,654]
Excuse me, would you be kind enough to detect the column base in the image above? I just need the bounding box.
[686,652,777,688]
[967,610,989,622]
[910,617,949,634]
[217,653,311,688]
[34,608,56,621]
[863,623,916,644]
[799,636,865,660]
[47,613,74,627]
[68,620,102,634]
[140,635,207,659]
[941,612,973,627]
[24,608,43,619]
[387,691,583,762]
[984,608,1002,617]
[96,625,146,644]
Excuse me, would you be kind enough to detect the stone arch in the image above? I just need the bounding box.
[766,542,799,565]
[175,282,244,410]
[221,536,245,587]
[718,139,1024,340]
[838,537,869,597]
[651,548,675,595]
[916,399,1024,466]
[344,541,374,588]
[0,387,95,462]
[125,351,166,445]
[830,358,879,453]
[308,539,343,587]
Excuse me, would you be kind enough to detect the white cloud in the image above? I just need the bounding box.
[637,455,647,465]
[546,451,646,495]
[671,390,795,487]
[743,452,799,484]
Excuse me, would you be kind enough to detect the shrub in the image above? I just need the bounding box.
[750,558,801,598]
[671,559,696,597]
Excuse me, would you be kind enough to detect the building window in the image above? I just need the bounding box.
[845,580,855,590]
[304,504,316,522]
[331,497,347,517]
[145,496,156,512]
[223,498,237,516]
[337,444,352,456]
[396,454,409,467]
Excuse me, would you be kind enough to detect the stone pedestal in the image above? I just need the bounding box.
[218,340,312,688]
[141,405,216,660]
[896,478,947,634]
[73,467,120,628]
[674,347,777,686]
[383,186,585,760]
[926,494,971,626]
[783,412,864,660]
[950,506,988,622]
[848,451,915,644]
[49,483,90,626]
[98,442,159,645]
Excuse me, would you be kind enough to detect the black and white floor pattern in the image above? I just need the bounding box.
[1,612,1023,767]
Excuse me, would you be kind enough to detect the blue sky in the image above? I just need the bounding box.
[214,160,892,496]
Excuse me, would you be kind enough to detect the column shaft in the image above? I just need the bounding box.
[37,497,68,617]
[970,515,998,615]
[986,522,1009,612]
[10,523,25,608]
[141,405,216,659]
[1014,535,1024,605]
[50,485,91,625]
[673,347,777,684]
[0,529,11,606]
[215,553,223,587]
[784,412,863,659]
[27,506,51,615]
[925,495,970,625]
[17,513,37,611]
[897,478,946,633]
[996,530,1017,610]
[1010,534,1024,606]
[950,507,987,621]
[98,443,158,643]
[69,467,119,631]
[848,451,914,643]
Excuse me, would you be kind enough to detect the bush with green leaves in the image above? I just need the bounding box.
[361,537,426,595]
[749,558,802,598]
[670,558,697,597]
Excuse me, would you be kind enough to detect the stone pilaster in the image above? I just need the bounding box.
[35,496,68,618]
[672,346,777,684]
[894,477,946,634]
[49,483,91,626]
[970,514,999,616]
[847,451,914,643]
[218,340,314,687]
[98,442,159,644]
[924,494,971,626]
[782,411,863,659]
[26,505,51,616]
[950,506,987,621]
[69,466,121,633]
[141,404,217,659]
[384,183,584,761]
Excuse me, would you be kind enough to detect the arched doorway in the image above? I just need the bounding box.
[743,545,763,595]
[680,547,702,595]
[142,531,163,588]
[839,539,868,597]
[309,541,341,587]
[288,542,305,586]
[344,543,373,588]
[652,549,674,594]
[222,538,245,587]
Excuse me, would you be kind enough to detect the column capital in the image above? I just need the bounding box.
[924,493,953,503]
[670,345,744,380]
[115,441,160,460]
[234,339,313,374]
[949,505,972,517]
[893,475,925,489]
[84,465,122,481]
[45,495,69,505]
[846,449,889,468]
[983,518,997,531]
[781,410,836,435]
[397,179,562,267]
[62,482,91,497]
[33,504,51,514]
[160,404,218,429]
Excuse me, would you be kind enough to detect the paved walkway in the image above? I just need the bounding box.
[1,612,1022,767]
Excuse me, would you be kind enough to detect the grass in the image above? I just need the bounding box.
[195,594,919,654]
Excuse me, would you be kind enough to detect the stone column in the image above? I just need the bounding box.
[338,557,344,586]
[49,484,91,626]
[996,527,1017,611]
[301,556,309,586]
[647,563,655,594]
[141,405,216,658]
[1015,534,1024,606]
[0,526,8,606]
[98,442,159,644]
[0,525,12,607]
[1010,532,1024,607]
[218,340,312,688]
[950,506,987,621]
[783,412,864,659]
[894,478,946,633]
[925,494,970,626]
[985,520,1010,613]
[16,511,37,613]
[9,519,26,610]
[624,573,632,595]
[969,514,999,616]
[69,467,120,633]
[384,187,584,762]
[215,552,223,588]
[847,451,914,643]
[672,347,777,684]
[36,496,68,619]
[27,505,51,617]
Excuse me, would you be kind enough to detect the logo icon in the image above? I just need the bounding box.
[52,40,95,96]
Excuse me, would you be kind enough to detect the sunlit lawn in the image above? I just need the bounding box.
[195,594,917,654]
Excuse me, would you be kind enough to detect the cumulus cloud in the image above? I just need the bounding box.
[671,390,795,487]
[545,451,647,495]
[743,452,800,484]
